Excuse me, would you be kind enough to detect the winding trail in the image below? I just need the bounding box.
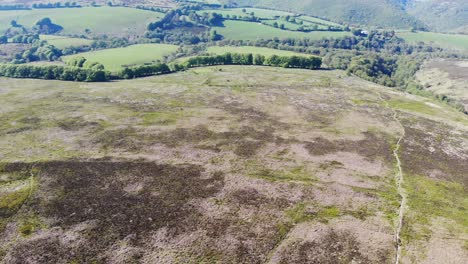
[378,92,407,264]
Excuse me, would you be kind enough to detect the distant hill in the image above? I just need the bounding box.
[221,0,425,29]
[222,0,468,31]
[0,0,175,8]
[405,0,468,32]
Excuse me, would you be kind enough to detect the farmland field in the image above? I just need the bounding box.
[197,8,294,19]
[0,7,163,36]
[62,44,179,72]
[297,15,342,27]
[397,31,468,51]
[206,45,311,57]
[39,35,93,49]
[262,19,329,30]
[214,20,350,40]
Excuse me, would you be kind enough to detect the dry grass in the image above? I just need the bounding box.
[0,66,466,263]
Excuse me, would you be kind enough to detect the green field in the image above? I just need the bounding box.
[206,46,310,57]
[197,8,294,19]
[40,35,93,49]
[297,15,342,27]
[62,44,179,72]
[214,20,350,41]
[261,19,329,31]
[398,31,468,51]
[0,7,163,36]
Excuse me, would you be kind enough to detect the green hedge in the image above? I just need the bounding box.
[0,64,109,82]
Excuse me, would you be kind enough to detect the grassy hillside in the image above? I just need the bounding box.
[214,20,350,40]
[196,7,293,19]
[222,0,424,28]
[406,0,468,32]
[415,59,468,112]
[0,7,163,36]
[39,35,93,49]
[0,66,466,263]
[397,31,468,51]
[206,46,310,56]
[1,0,175,8]
[62,44,179,72]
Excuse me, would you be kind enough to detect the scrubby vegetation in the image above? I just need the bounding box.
[0,2,467,263]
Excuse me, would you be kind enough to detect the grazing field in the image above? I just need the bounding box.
[206,45,310,57]
[214,20,350,40]
[39,35,93,49]
[261,19,328,31]
[62,43,179,72]
[0,7,163,36]
[297,15,342,27]
[0,66,466,263]
[197,7,294,19]
[397,31,468,51]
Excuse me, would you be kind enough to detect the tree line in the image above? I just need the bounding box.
[0,64,108,82]
[118,53,321,79]
[0,53,321,82]
[183,53,322,69]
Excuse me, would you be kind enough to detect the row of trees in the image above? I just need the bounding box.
[2,50,322,81]
[0,64,108,82]
[0,4,29,10]
[32,2,81,9]
[117,53,321,80]
[118,63,171,79]
[10,34,40,44]
[184,53,322,69]
[218,31,434,54]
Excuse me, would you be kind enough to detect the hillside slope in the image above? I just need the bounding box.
[222,0,425,28]
[223,0,468,31]
[406,0,468,32]
[1,66,467,263]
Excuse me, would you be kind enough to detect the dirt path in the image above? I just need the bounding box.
[377,92,407,264]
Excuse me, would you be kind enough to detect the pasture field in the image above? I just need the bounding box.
[196,7,294,19]
[261,19,328,30]
[297,15,342,27]
[192,0,222,4]
[214,20,350,40]
[39,35,93,49]
[0,66,466,263]
[206,45,310,57]
[62,43,179,72]
[397,31,468,51]
[0,7,163,36]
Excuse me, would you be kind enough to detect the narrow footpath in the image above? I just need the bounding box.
[378,92,407,264]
